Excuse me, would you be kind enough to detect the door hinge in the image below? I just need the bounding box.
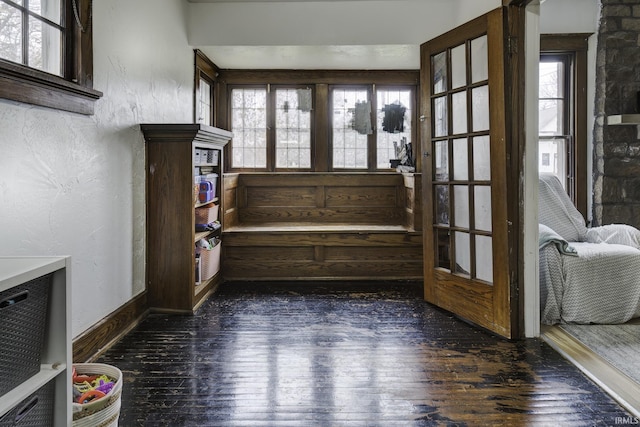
[508,37,518,55]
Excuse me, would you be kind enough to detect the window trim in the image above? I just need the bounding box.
[219,69,420,173]
[329,84,373,171]
[0,0,102,115]
[271,84,315,172]
[194,49,218,126]
[540,33,590,218]
[374,84,417,170]
[228,84,270,172]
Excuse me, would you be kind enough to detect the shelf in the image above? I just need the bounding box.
[195,229,220,242]
[0,257,70,424]
[195,274,218,296]
[140,123,233,144]
[0,363,67,417]
[0,257,67,292]
[607,114,640,125]
[142,124,230,312]
[195,231,211,242]
[195,198,218,208]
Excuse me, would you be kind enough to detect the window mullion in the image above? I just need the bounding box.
[368,84,376,171]
[267,84,275,171]
[22,0,29,67]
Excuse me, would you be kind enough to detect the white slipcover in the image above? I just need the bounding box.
[538,174,640,324]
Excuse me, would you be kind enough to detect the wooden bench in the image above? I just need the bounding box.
[221,172,423,281]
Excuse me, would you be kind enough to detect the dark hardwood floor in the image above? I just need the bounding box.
[97,282,632,426]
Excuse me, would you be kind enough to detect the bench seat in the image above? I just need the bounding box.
[221,173,423,281]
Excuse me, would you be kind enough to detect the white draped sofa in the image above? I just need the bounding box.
[539,173,640,324]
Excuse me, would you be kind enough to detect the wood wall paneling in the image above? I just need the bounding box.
[222,172,423,281]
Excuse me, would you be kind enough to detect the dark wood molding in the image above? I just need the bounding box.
[73,0,95,88]
[314,84,330,172]
[541,33,591,51]
[194,50,220,125]
[503,0,533,6]
[0,62,102,115]
[540,33,591,219]
[195,50,220,79]
[73,291,149,362]
[505,3,526,338]
[218,69,420,86]
[140,123,233,144]
[0,0,102,114]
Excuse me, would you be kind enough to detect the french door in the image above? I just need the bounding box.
[420,7,517,339]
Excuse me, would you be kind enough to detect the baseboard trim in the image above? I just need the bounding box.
[541,325,640,418]
[73,291,149,363]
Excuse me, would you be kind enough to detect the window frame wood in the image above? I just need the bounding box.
[194,49,219,127]
[329,84,373,171]
[219,70,419,173]
[271,84,315,172]
[0,0,102,115]
[227,84,270,172]
[374,84,418,170]
[540,33,590,218]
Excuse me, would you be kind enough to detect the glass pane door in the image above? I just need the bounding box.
[431,34,493,285]
[421,7,514,338]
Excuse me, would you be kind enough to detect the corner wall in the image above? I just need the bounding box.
[0,0,193,338]
[593,0,640,227]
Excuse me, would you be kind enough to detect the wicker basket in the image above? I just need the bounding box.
[195,204,219,224]
[72,363,123,427]
[0,379,54,426]
[200,242,221,282]
[0,273,51,397]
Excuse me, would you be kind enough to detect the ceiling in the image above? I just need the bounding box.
[185,0,503,70]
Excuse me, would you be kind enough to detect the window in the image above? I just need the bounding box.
[330,85,414,170]
[541,152,550,167]
[275,87,312,169]
[376,88,413,169]
[1,0,62,74]
[0,0,101,114]
[540,34,590,217]
[230,86,268,169]
[230,85,313,171]
[538,57,568,182]
[197,77,212,126]
[331,87,370,169]
[223,71,418,172]
[194,50,217,126]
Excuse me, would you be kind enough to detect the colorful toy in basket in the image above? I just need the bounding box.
[72,366,115,404]
[72,363,123,427]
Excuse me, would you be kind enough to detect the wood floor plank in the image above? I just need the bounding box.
[97,282,634,426]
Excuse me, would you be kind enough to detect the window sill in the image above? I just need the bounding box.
[0,60,102,115]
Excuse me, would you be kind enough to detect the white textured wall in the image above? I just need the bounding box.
[0,0,193,338]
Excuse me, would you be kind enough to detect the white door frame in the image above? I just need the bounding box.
[524,2,541,338]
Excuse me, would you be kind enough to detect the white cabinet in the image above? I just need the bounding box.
[0,257,71,426]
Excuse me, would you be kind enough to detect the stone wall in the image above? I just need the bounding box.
[593,0,640,227]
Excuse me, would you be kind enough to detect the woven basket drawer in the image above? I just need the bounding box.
[201,242,221,282]
[0,379,54,427]
[0,274,51,397]
[195,204,219,224]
